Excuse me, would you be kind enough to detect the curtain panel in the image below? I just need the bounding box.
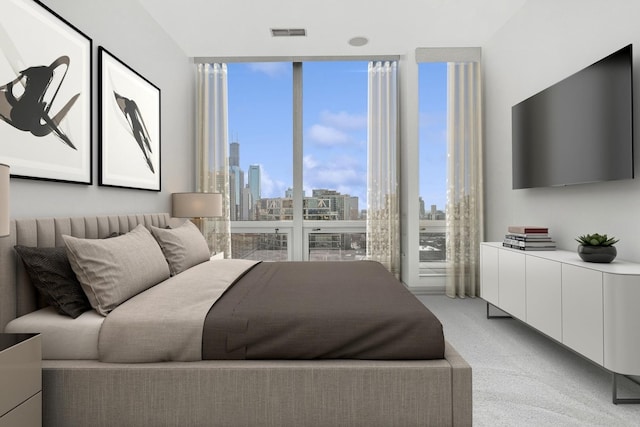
[366,61,401,278]
[445,61,484,298]
[195,63,231,256]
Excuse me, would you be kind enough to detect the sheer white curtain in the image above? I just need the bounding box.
[367,61,400,278]
[195,63,231,256]
[445,61,484,297]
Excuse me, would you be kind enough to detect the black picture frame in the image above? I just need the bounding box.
[98,46,161,191]
[0,0,92,184]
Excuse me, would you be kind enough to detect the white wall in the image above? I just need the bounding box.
[483,0,640,261]
[8,0,194,218]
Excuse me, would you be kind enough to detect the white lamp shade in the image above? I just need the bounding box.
[0,164,8,237]
[172,192,222,218]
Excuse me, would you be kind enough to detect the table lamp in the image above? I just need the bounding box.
[171,192,223,252]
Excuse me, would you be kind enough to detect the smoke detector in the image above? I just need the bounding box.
[348,37,369,47]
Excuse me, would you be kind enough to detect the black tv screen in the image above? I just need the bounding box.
[512,44,633,189]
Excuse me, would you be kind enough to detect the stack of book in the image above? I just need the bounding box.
[503,225,556,251]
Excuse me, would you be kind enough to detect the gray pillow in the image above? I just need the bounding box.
[63,224,170,316]
[14,245,91,318]
[150,220,210,276]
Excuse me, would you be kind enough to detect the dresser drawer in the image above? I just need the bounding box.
[0,392,41,427]
[0,334,41,421]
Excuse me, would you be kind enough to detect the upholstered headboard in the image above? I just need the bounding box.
[0,213,174,331]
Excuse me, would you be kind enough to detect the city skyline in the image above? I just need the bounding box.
[227,144,448,217]
[227,140,362,221]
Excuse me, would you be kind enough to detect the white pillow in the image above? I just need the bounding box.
[63,224,170,316]
[150,220,211,276]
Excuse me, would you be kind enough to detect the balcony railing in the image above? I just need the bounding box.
[419,219,446,276]
[230,219,446,278]
[231,232,288,261]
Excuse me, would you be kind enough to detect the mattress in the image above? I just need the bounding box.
[99,259,445,362]
[6,259,445,363]
[4,306,103,359]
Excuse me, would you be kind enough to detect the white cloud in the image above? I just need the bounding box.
[308,124,349,146]
[303,154,366,200]
[303,155,319,169]
[258,165,289,198]
[316,168,360,185]
[332,154,362,169]
[247,63,289,78]
[306,109,367,147]
[320,110,367,131]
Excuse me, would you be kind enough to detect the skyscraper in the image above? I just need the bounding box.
[229,141,240,167]
[229,165,243,220]
[248,165,261,203]
[242,186,253,220]
[229,140,243,220]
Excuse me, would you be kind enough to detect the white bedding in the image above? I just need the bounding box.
[5,306,104,359]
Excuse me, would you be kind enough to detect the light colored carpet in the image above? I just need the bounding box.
[418,295,640,426]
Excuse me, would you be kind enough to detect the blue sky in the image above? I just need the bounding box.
[227,61,447,211]
[418,62,448,212]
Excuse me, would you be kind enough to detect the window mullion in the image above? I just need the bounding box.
[292,62,304,261]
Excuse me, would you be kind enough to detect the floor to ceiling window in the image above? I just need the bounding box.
[226,61,369,261]
[411,48,483,294]
[418,62,447,277]
[226,62,293,222]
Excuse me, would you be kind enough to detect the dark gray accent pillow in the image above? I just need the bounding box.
[14,245,91,318]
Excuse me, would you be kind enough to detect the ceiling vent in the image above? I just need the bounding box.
[271,28,307,37]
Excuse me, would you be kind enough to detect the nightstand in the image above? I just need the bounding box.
[210,252,225,260]
[0,333,41,427]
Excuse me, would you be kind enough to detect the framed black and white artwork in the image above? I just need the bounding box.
[0,0,92,184]
[99,46,160,191]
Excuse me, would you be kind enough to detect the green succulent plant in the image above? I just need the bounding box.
[575,233,619,247]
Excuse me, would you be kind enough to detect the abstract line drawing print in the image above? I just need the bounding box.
[0,0,92,184]
[99,46,160,191]
[0,55,80,150]
[112,90,154,173]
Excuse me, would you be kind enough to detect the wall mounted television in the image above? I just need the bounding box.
[512,44,633,189]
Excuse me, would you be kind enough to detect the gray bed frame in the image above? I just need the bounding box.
[0,213,472,427]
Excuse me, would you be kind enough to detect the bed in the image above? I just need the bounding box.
[0,213,472,427]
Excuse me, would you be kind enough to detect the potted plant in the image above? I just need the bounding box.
[575,233,619,263]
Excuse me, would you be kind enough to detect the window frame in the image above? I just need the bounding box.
[407,47,481,290]
[223,58,397,261]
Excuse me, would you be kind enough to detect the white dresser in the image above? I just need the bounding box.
[480,242,640,403]
[0,334,42,426]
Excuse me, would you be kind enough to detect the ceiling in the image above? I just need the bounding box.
[136,0,528,59]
